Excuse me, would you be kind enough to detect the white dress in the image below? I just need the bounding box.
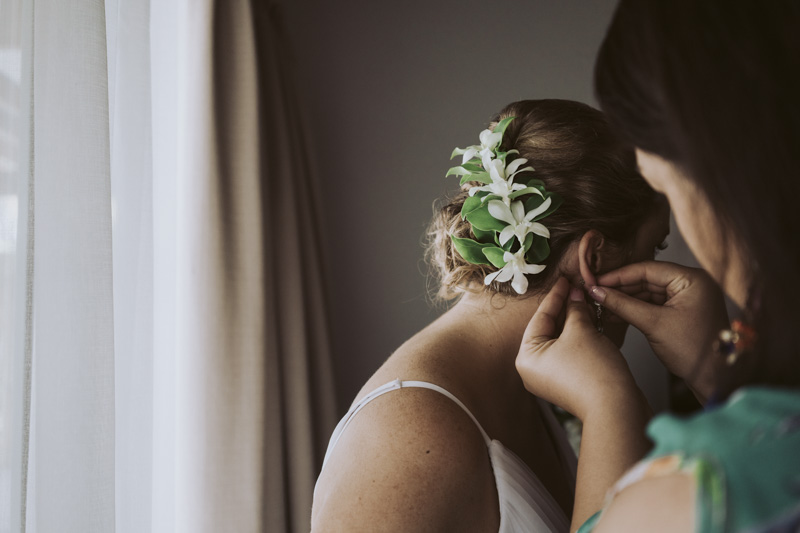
[315,379,578,532]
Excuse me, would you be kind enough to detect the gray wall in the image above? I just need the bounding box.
[286,0,698,415]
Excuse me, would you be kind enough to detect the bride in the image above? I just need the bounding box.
[310,99,669,532]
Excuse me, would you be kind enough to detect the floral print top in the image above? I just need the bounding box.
[578,387,800,532]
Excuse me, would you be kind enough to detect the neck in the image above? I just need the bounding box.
[444,290,545,363]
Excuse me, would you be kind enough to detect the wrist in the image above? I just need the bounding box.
[581,385,651,426]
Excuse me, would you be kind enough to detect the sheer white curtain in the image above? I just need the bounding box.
[0,1,335,532]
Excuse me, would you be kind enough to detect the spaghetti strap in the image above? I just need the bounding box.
[319,379,493,473]
[315,378,576,532]
[400,380,493,444]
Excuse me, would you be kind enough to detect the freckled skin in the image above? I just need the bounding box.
[311,199,671,532]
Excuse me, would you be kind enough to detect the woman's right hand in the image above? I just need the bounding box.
[516,277,646,422]
[589,261,730,402]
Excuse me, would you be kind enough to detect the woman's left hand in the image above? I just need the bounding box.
[515,277,646,421]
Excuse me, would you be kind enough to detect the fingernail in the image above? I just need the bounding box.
[588,286,606,303]
[569,287,583,302]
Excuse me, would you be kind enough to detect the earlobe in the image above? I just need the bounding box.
[577,230,606,287]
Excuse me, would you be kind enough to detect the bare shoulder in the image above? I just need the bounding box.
[311,385,498,533]
[592,473,696,533]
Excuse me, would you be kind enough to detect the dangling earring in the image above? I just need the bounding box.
[716,320,756,365]
[580,279,604,333]
[716,282,760,365]
[593,301,604,334]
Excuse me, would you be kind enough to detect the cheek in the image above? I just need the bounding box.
[666,183,749,307]
[671,196,722,274]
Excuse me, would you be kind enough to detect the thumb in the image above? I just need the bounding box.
[588,285,659,332]
[563,286,595,331]
[521,277,571,346]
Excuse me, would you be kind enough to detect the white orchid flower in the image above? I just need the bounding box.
[488,197,552,245]
[468,153,534,205]
[483,248,546,295]
[456,128,503,164]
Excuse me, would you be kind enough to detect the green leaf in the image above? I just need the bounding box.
[528,192,563,221]
[459,171,491,186]
[509,187,543,200]
[526,235,550,263]
[460,196,482,219]
[482,246,507,268]
[471,227,496,244]
[492,116,515,136]
[465,203,508,232]
[450,235,492,265]
[461,162,483,173]
[446,166,471,177]
[524,194,547,212]
[525,178,546,189]
[522,232,534,253]
[450,147,467,160]
[496,149,519,164]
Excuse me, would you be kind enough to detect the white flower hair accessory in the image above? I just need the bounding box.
[446,117,562,295]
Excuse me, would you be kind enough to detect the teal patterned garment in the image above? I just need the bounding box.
[578,387,800,533]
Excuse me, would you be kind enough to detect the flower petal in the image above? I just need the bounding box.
[499,225,515,245]
[530,222,550,239]
[522,263,546,275]
[461,147,479,164]
[488,200,516,225]
[505,158,528,176]
[508,166,536,181]
[496,267,514,283]
[509,187,540,200]
[511,270,528,294]
[487,159,505,182]
[480,130,503,149]
[524,196,552,221]
[511,201,526,223]
[484,270,502,285]
[515,225,529,243]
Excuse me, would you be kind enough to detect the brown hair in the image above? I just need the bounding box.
[427,99,657,300]
[594,1,800,387]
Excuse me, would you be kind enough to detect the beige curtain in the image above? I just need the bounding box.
[171,1,336,531]
[1,0,336,531]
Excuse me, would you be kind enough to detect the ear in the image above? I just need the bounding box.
[577,230,607,287]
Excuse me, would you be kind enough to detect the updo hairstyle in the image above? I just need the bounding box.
[427,99,658,300]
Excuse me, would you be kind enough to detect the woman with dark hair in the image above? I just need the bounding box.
[311,99,669,532]
[516,2,800,532]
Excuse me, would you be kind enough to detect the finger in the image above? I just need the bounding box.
[523,277,570,343]
[610,282,668,297]
[597,260,685,291]
[587,285,660,332]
